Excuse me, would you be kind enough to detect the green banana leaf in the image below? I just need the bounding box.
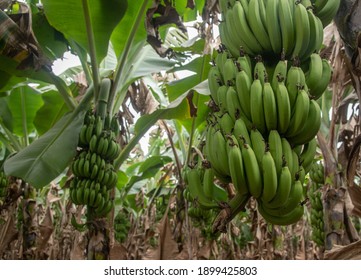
[42,0,128,63]
[4,89,93,188]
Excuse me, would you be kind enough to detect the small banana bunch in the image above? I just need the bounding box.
[0,170,8,199]
[114,210,131,243]
[188,206,219,239]
[309,160,325,184]
[309,181,325,247]
[183,164,229,209]
[218,0,339,61]
[69,108,120,217]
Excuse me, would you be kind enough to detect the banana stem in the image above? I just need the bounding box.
[81,0,100,100]
[110,0,151,114]
[69,40,93,85]
[212,192,251,233]
[20,87,29,147]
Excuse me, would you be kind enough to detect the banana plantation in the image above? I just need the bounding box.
[1,0,361,260]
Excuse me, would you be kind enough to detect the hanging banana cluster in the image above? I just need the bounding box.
[309,160,325,184]
[188,206,220,240]
[114,210,131,243]
[309,181,325,246]
[0,170,8,200]
[69,79,120,217]
[201,0,337,227]
[183,165,229,209]
[218,0,340,60]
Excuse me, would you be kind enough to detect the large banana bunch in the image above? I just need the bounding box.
[309,181,325,247]
[114,210,131,243]
[218,0,336,61]
[0,170,9,199]
[204,0,335,229]
[69,79,120,217]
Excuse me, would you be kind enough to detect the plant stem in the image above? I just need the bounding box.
[110,0,150,113]
[69,40,93,84]
[81,0,100,100]
[20,87,29,146]
[185,54,209,166]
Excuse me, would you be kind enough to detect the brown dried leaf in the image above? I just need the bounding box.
[325,240,361,259]
[37,206,54,252]
[348,185,361,217]
[346,134,361,186]
[144,212,178,260]
[0,211,18,255]
[110,242,128,260]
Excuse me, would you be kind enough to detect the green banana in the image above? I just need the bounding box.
[285,87,310,137]
[227,135,248,196]
[278,0,295,57]
[292,2,310,60]
[306,53,323,90]
[263,81,278,131]
[261,150,278,202]
[218,112,235,135]
[316,0,340,27]
[235,70,252,121]
[253,58,268,85]
[258,201,304,225]
[268,130,283,177]
[271,58,287,90]
[300,138,318,173]
[226,86,242,122]
[248,0,272,51]
[236,54,253,81]
[275,78,291,134]
[250,128,266,166]
[216,85,228,112]
[208,66,222,101]
[310,59,332,99]
[302,9,324,59]
[288,99,321,145]
[233,117,251,146]
[233,1,264,54]
[266,0,282,55]
[263,163,292,209]
[250,77,266,134]
[286,65,302,108]
[241,142,262,198]
[223,58,237,84]
[186,168,219,209]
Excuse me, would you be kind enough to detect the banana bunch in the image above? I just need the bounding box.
[204,119,309,225]
[69,81,120,217]
[188,206,220,239]
[309,160,325,184]
[218,0,329,61]
[0,170,8,198]
[183,165,229,209]
[208,52,328,144]
[309,181,325,246]
[114,210,131,243]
